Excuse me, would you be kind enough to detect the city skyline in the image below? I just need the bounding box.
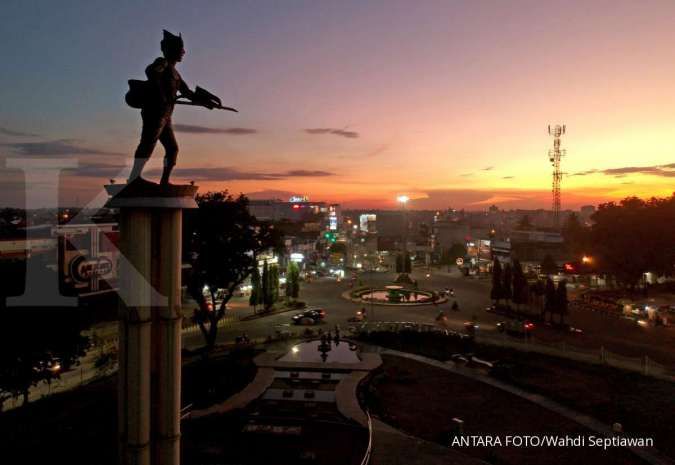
[2,0,675,209]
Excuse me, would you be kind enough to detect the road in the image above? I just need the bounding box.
[9,267,673,410]
[183,269,493,348]
[184,268,675,368]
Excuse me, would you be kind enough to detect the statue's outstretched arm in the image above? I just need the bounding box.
[179,79,194,100]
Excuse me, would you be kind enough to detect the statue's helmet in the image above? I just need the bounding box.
[161,29,184,55]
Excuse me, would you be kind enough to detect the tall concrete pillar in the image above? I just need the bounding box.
[152,209,183,465]
[118,208,153,465]
[106,183,197,465]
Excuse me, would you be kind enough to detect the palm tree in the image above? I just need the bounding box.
[544,277,556,322]
[511,259,527,312]
[502,263,513,309]
[531,279,546,320]
[249,265,262,313]
[556,279,568,326]
[490,259,503,305]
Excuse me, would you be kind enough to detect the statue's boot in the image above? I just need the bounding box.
[128,157,149,183]
[160,163,174,186]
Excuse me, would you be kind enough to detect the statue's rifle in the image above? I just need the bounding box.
[175,86,238,112]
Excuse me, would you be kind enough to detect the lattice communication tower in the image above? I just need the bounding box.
[547,124,566,226]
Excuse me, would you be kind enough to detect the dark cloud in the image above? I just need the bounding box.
[459,173,474,177]
[571,164,675,178]
[284,170,334,177]
[173,124,257,135]
[482,166,493,171]
[338,144,389,160]
[569,169,599,177]
[603,166,662,175]
[245,189,296,200]
[63,162,127,178]
[304,128,359,139]
[363,144,388,158]
[147,166,335,181]
[406,187,615,210]
[502,176,515,179]
[1,139,122,156]
[0,126,39,137]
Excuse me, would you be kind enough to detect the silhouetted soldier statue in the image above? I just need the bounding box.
[126,30,237,185]
[127,30,190,185]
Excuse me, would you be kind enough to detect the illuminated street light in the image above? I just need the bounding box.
[397,196,410,275]
[582,255,592,264]
[49,362,62,374]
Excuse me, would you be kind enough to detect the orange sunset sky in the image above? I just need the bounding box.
[1,1,674,209]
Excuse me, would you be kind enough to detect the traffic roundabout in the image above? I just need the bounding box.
[345,285,446,306]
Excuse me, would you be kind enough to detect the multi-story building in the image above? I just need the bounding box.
[248,196,341,230]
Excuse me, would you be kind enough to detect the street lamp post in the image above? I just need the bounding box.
[369,263,375,322]
[397,195,409,274]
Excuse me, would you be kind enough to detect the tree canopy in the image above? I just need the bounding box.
[0,259,89,409]
[540,254,558,276]
[490,258,503,302]
[185,191,283,348]
[286,261,300,301]
[562,212,589,257]
[590,195,675,289]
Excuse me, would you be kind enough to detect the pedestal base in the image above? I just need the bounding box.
[105,181,198,209]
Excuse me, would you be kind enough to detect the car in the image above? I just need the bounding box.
[496,320,535,338]
[292,308,326,325]
[463,321,478,336]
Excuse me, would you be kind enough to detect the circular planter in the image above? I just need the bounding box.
[346,287,443,306]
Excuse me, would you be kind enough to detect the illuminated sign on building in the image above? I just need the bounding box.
[359,214,376,233]
[59,224,118,296]
[478,239,492,260]
[289,195,309,203]
[69,255,114,284]
[329,210,338,231]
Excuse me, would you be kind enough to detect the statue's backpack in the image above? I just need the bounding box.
[125,79,149,109]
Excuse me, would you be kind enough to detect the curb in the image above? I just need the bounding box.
[341,289,449,307]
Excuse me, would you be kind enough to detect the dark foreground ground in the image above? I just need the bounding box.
[363,354,650,465]
[0,348,258,465]
[358,330,675,463]
[0,344,368,465]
